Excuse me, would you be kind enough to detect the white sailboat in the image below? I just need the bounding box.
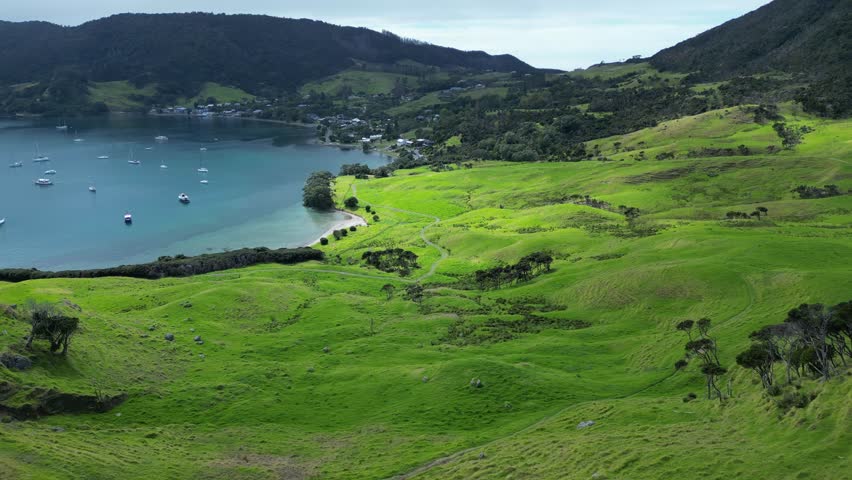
[128,148,140,165]
[9,161,23,168]
[73,129,84,142]
[32,143,49,162]
[197,148,209,173]
[98,144,112,159]
[56,120,68,131]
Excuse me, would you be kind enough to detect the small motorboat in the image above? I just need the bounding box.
[145,147,154,151]
[160,164,168,169]
[124,213,133,224]
[199,147,207,151]
[178,193,190,204]
[154,135,168,142]
[128,159,141,165]
[200,180,209,185]
[9,162,23,168]
[44,169,57,175]
[89,186,96,193]
[0,218,5,226]
[73,138,84,143]
[97,155,110,159]
[197,167,209,173]
[56,125,68,131]
[35,178,53,186]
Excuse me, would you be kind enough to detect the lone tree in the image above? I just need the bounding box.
[772,122,804,150]
[344,196,359,209]
[381,284,395,300]
[25,301,80,355]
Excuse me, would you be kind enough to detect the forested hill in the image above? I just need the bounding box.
[0,13,533,92]
[650,0,851,81]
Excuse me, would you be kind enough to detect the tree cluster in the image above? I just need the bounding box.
[738,301,851,387]
[474,252,553,290]
[675,318,727,401]
[302,171,336,210]
[362,249,419,276]
[792,184,843,199]
[725,206,767,220]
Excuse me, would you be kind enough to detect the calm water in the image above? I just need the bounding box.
[0,115,386,270]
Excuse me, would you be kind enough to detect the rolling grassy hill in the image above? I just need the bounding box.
[1,106,850,478]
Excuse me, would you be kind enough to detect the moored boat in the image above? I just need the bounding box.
[35,178,53,186]
[178,193,190,203]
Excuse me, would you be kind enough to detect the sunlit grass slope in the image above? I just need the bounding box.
[1,107,850,479]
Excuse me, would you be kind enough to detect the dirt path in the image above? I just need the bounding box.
[351,183,449,283]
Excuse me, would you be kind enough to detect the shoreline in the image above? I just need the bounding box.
[306,210,368,247]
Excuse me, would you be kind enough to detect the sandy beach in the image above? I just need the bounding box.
[307,210,368,246]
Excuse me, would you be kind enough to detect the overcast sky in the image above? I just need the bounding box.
[3,0,772,70]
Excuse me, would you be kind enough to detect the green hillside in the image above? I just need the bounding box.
[1,107,850,479]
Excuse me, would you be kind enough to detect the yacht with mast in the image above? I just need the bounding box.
[197,148,209,173]
[32,143,49,162]
[128,148,140,165]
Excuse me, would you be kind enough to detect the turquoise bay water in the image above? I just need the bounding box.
[0,115,386,270]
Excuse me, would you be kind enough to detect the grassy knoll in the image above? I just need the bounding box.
[183,82,255,105]
[88,81,158,111]
[300,70,421,97]
[1,108,850,479]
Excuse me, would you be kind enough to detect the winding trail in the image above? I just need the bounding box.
[350,183,449,283]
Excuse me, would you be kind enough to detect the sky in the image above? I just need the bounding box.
[2,0,773,70]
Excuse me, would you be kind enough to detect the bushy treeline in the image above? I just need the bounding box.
[793,184,843,199]
[0,247,323,282]
[474,252,553,290]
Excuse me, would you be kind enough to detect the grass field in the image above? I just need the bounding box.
[1,107,850,479]
[88,81,158,111]
[182,82,255,106]
[88,81,254,111]
[300,70,422,97]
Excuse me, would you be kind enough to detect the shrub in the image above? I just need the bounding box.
[776,392,813,410]
[320,237,329,246]
[344,196,359,209]
[372,215,380,222]
[349,226,357,232]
